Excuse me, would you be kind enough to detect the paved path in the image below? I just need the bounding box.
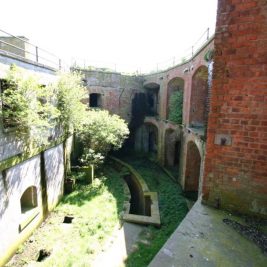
[149,200,267,267]
[92,222,145,267]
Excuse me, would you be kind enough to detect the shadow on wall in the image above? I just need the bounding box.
[165,128,181,168]
[167,77,184,121]
[184,141,201,200]
[189,66,208,128]
[134,123,158,157]
[44,144,64,211]
[0,155,41,257]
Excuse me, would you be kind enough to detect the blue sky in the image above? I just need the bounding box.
[0,0,218,72]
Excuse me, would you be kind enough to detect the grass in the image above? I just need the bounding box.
[7,155,188,267]
[120,154,189,267]
[7,164,124,267]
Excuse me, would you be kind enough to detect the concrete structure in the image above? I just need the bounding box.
[0,36,30,59]
[149,200,267,267]
[0,42,71,266]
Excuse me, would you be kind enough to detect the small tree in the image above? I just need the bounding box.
[168,90,183,124]
[78,109,129,165]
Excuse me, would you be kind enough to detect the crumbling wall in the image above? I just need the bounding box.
[77,69,144,122]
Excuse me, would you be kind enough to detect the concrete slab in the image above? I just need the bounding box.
[149,200,267,267]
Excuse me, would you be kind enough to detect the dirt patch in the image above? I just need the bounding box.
[223,218,267,254]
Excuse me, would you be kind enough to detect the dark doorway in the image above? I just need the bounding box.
[89,93,101,108]
[174,141,180,166]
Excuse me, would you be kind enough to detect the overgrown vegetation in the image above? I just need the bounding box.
[1,65,59,143]
[168,90,183,124]
[7,165,124,267]
[121,155,188,267]
[1,65,129,163]
[78,109,129,166]
[55,72,88,132]
[1,66,87,144]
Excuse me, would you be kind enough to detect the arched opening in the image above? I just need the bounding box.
[167,77,184,123]
[189,66,208,128]
[134,123,158,156]
[89,93,102,108]
[20,186,38,213]
[184,141,201,200]
[165,129,180,168]
[144,83,160,116]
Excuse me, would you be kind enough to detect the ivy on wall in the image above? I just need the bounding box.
[168,90,183,124]
[0,65,87,145]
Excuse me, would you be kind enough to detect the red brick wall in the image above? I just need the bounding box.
[203,0,267,217]
[189,66,208,127]
[185,141,201,192]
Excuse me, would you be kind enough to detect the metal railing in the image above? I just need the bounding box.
[73,28,214,75]
[0,28,64,70]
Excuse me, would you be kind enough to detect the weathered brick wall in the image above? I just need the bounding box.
[77,69,144,122]
[185,141,201,192]
[203,0,267,217]
[189,66,208,127]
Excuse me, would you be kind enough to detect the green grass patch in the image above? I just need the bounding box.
[7,164,124,267]
[121,155,188,267]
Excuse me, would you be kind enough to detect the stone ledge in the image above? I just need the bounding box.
[148,200,267,267]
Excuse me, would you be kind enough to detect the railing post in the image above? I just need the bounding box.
[35,46,39,63]
[207,27,210,40]
[59,59,61,70]
[192,46,194,57]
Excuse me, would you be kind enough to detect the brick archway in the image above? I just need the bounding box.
[184,141,201,198]
[167,77,184,121]
[164,128,180,167]
[189,66,208,128]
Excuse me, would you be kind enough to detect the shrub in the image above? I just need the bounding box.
[168,90,183,124]
[79,109,129,163]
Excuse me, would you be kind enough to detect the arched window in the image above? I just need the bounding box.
[20,186,38,213]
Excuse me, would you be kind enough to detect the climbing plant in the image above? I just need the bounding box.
[204,48,215,62]
[0,66,89,145]
[1,65,59,144]
[168,90,183,124]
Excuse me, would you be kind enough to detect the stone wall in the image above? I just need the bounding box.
[76,69,145,122]
[44,144,64,211]
[0,156,42,265]
[203,0,267,217]
[0,142,68,265]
